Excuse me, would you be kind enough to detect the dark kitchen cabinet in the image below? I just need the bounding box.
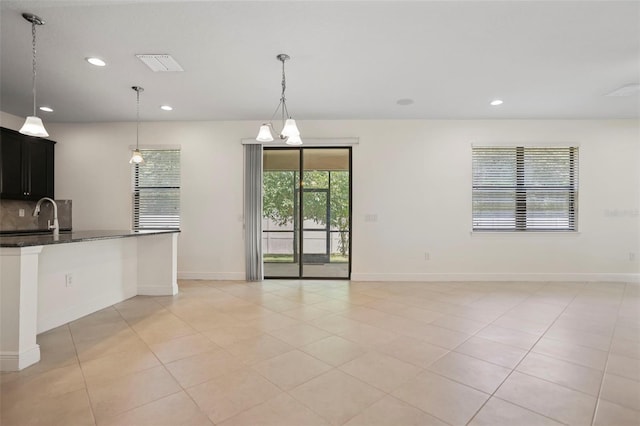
[0,127,55,200]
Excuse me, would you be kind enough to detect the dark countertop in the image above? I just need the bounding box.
[0,229,180,248]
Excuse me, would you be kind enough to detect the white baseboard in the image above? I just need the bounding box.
[0,345,40,371]
[178,271,245,280]
[350,272,640,283]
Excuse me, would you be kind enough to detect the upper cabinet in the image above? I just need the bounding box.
[0,127,55,201]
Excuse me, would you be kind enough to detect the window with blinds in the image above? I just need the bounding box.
[133,149,180,229]
[472,146,578,231]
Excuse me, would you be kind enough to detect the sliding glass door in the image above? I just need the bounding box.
[263,147,351,279]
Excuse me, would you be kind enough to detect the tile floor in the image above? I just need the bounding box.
[1,280,639,425]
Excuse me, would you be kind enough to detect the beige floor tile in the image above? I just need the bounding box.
[343,306,394,324]
[300,336,367,366]
[428,351,511,394]
[469,397,564,426]
[495,371,597,425]
[289,369,384,426]
[81,347,161,386]
[164,349,245,388]
[431,314,487,334]
[244,312,302,332]
[150,333,220,364]
[336,322,401,348]
[267,323,332,347]
[281,305,335,321]
[544,323,612,351]
[310,315,361,334]
[371,315,442,341]
[416,324,472,349]
[74,328,150,362]
[71,307,126,328]
[1,363,86,408]
[516,352,604,396]
[223,305,275,321]
[98,391,213,426]
[477,324,540,350]
[376,336,449,368]
[395,306,446,322]
[343,395,447,426]
[202,323,265,347]
[218,391,329,426]
[86,365,181,421]
[491,315,550,335]
[311,299,354,313]
[114,297,167,321]
[257,294,304,312]
[533,336,608,370]
[606,353,640,381]
[69,319,131,344]
[611,337,640,360]
[186,368,282,424]
[454,336,527,369]
[225,335,294,365]
[339,351,422,392]
[392,370,490,425]
[0,387,94,426]
[175,310,243,332]
[132,315,197,345]
[593,399,640,426]
[252,350,333,390]
[13,326,80,378]
[599,373,640,411]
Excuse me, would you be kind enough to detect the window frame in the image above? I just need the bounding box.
[472,145,579,232]
[131,147,181,230]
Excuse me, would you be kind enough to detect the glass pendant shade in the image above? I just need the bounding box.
[256,124,274,142]
[281,119,300,138]
[129,149,144,164]
[285,135,303,145]
[20,116,49,137]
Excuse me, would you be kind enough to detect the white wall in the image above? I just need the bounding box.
[2,111,639,281]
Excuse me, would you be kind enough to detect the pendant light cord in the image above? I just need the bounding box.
[31,21,37,116]
[136,88,140,150]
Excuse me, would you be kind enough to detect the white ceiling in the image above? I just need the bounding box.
[1,1,639,123]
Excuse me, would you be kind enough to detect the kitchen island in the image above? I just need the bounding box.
[0,229,179,371]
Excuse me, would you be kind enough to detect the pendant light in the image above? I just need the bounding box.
[256,54,302,145]
[129,86,144,164]
[19,13,49,138]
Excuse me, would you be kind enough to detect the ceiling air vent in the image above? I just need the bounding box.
[136,54,184,72]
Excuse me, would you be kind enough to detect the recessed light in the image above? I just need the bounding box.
[160,105,173,111]
[39,106,53,112]
[396,98,414,106]
[86,57,106,67]
[490,99,504,106]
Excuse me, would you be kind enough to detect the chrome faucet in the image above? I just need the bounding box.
[33,197,59,238]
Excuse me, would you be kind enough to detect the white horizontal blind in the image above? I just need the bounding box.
[133,149,180,229]
[472,146,578,231]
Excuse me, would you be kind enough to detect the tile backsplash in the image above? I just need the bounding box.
[0,199,72,232]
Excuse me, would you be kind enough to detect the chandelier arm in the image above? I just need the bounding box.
[268,99,284,124]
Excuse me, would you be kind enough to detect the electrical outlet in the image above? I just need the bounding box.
[630,252,637,262]
[65,273,73,288]
[424,252,430,261]
[18,208,25,217]
[365,214,378,222]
